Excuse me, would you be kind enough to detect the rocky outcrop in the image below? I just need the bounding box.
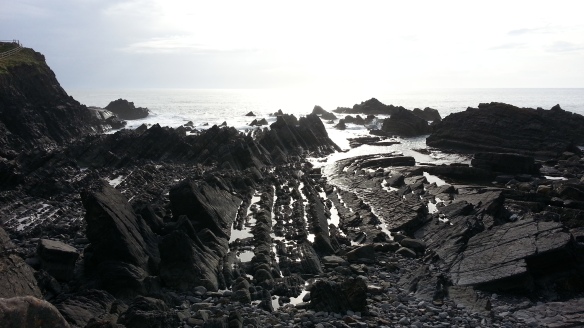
[105,98,149,120]
[380,108,432,136]
[0,296,70,328]
[0,47,101,154]
[427,102,584,157]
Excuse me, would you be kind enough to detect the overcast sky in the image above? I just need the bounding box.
[2,0,584,90]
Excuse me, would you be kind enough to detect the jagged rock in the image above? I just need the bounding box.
[118,296,179,328]
[0,296,70,328]
[231,277,252,303]
[427,102,584,157]
[381,108,432,136]
[37,239,79,281]
[312,105,337,120]
[105,99,149,120]
[81,181,160,294]
[471,152,539,174]
[169,180,241,239]
[413,107,442,122]
[245,111,255,116]
[309,277,367,313]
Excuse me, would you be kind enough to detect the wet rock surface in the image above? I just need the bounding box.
[105,98,149,120]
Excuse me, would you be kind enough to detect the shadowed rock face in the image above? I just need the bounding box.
[332,98,406,115]
[381,108,432,137]
[427,102,584,157]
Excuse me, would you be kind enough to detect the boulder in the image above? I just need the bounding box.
[0,296,70,328]
[54,289,117,328]
[245,111,256,116]
[381,108,432,136]
[308,277,367,313]
[37,239,79,281]
[118,296,179,328]
[346,244,376,262]
[105,98,149,120]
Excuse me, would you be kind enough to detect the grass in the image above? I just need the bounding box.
[0,42,44,74]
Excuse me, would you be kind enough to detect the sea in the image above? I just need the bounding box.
[67,88,584,166]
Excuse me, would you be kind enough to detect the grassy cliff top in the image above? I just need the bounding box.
[0,43,46,74]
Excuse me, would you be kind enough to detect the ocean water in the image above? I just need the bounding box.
[67,88,584,165]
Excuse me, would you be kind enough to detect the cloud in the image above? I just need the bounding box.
[489,42,527,50]
[546,41,584,53]
[507,27,549,36]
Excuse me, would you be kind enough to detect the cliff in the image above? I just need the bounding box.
[0,43,100,157]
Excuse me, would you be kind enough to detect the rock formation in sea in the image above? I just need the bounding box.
[105,98,149,120]
[2,45,584,328]
[427,102,584,157]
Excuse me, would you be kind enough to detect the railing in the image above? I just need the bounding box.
[0,40,23,60]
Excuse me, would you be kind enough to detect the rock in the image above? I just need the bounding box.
[105,98,149,120]
[332,98,405,115]
[334,119,346,130]
[413,107,442,122]
[81,180,160,294]
[396,247,417,258]
[0,296,70,328]
[381,108,432,137]
[359,156,415,168]
[309,277,367,314]
[37,239,79,281]
[346,244,376,262]
[399,238,426,253]
[471,152,539,174]
[0,245,42,298]
[312,105,337,120]
[245,111,256,116]
[118,296,180,328]
[450,219,574,293]
[54,289,117,327]
[249,118,268,126]
[0,46,103,153]
[514,297,584,327]
[427,102,584,157]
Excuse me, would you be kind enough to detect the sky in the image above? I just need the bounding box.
[2,0,584,90]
